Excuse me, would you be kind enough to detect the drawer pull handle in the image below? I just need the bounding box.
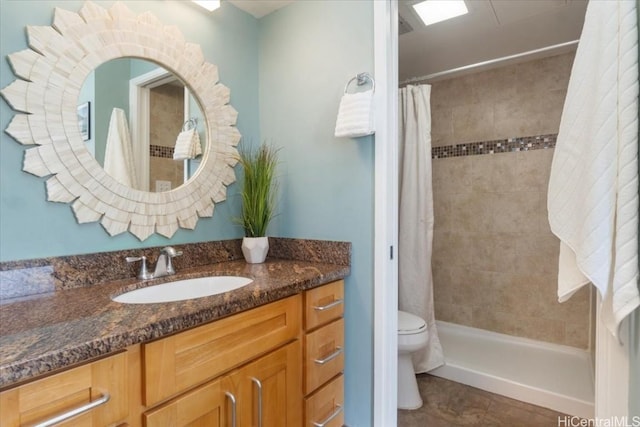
[314,346,343,365]
[225,391,237,427]
[313,404,343,427]
[313,298,343,312]
[251,377,263,427]
[33,391,110,427]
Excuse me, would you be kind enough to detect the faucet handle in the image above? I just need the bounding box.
[126,255,153,280]
[161,246,183,257]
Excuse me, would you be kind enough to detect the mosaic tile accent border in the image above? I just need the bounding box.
[150,144,174,158]
[432,134,557,159]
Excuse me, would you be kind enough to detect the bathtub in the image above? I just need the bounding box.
[429,321,595,419]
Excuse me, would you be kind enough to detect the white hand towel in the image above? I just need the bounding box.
[173,127,202,160]
[104,108,138,189]
[547,0,639,338]
[334,90,375,138]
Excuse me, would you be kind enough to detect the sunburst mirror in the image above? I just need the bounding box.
[1,1,240,240]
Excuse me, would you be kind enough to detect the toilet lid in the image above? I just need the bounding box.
[398,310,426,333]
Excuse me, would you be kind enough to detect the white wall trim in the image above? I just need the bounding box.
[594,293,630,419]
[373,1,399,426]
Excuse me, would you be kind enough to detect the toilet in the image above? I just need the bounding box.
[397,310,429,410]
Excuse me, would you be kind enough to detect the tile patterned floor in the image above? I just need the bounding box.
[398,374,570,426]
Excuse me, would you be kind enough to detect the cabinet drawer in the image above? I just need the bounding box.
[305,374,344,427]
[0,352,128,427]
[304,318,344,395]
[304,280,344,331]
[143,294,301,406]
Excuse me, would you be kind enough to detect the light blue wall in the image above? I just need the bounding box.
[0,0,259,261]
[258,2,374,425]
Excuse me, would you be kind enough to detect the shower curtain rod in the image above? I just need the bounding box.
[399,39,579,86]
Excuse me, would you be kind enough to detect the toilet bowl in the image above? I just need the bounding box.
[398,310,429,410]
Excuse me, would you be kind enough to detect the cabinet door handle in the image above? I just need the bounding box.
[251,377,263,427]
[225,391,237,427]
[313,404,343,427]
[313,298,343,312]
[314,346,343,365]
[33,391,110,427]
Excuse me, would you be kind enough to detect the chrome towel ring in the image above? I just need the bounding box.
[343,72,375,94]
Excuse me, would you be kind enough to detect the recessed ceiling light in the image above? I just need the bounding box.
[192,0,221,12]
[413,0,469,26]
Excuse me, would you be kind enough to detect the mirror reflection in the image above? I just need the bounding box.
[80,58,205,192]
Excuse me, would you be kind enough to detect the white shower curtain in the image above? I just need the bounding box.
[398,84,444,373]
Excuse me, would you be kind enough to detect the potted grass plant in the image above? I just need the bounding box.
[236,143,279,263]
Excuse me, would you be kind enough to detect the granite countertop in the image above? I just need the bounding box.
[0,257,349,389]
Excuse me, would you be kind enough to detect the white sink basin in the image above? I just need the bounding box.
[113,276,253,304]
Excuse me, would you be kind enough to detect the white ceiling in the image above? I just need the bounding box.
[227,0,295,18]
[225,0,588,83]
[399,0,588,82]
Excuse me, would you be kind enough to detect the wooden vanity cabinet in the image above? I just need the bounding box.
[0,352,128,427]
[141,294,303,427]
[0,281,345,427]
[302,280,345,427]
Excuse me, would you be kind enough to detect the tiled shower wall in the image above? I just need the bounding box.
[430,52,591,349]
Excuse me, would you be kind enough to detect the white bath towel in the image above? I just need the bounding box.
[334,90,375,138]
[173,126,202,160]
[547,0,639,338]
[104,108,138,189]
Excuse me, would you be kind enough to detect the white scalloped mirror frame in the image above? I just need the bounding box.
[0,1,240,240]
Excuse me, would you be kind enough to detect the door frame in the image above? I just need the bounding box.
[373,1,399,426]
[129,68,187,191]
[129,68,169,191]
[595,296,631,419]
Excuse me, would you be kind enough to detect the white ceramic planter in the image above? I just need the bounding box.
[241,236,269,264]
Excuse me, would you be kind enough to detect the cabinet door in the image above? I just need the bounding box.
[144,376,235,427]
[0,352,128,427]
[236,341,302,427]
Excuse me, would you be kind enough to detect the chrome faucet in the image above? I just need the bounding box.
[126,246,183,280]
[153,246,183,278]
